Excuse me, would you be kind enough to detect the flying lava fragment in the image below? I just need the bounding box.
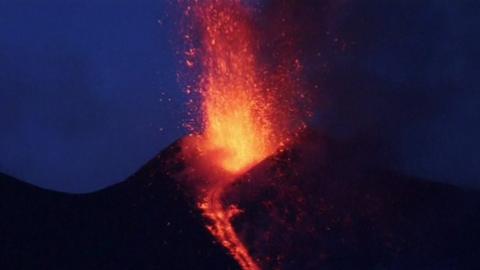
[179,0,307,269]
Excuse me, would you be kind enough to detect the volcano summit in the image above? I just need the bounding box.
[1,132,480,270]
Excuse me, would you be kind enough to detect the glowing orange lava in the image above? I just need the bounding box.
[198,185,260,270]
[191,0,280,175]
[181,1,306,269]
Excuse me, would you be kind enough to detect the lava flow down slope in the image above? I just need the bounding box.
[178,1,308,269]
[174,1,480,270]
[1,1,480,270]
[2,133,480,269]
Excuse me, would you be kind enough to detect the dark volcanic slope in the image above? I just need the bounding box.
[0,142,239,270]
[1,134,480,270]
[225,132,480,270]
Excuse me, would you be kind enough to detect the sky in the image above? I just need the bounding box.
[305,0,480,188]
[0,0,186,192]
[0,0,479,192]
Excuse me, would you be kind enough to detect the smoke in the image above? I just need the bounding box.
[260,0,480,188]
[1,0,478,191]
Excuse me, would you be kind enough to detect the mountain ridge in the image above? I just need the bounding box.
[1,134,479,269]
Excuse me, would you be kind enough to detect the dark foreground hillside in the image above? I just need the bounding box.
[0,142,239,270]
[1,134,479,270]
[225,132,480,270]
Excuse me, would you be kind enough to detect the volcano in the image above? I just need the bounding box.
[1,133,479,270]
[0,141,239,270]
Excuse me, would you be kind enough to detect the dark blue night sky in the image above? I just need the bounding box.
[0,0,479,193]
[0,0,185,192]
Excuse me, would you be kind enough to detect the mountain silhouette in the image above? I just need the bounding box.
[223,131,480,269]
[0,142,239,270]
[1,133,479,270]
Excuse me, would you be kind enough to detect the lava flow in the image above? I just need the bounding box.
[180,1,306,269]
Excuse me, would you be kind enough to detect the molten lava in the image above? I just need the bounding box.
[198,186,260,270]
[181,1,306,270]
[189,1,280,175]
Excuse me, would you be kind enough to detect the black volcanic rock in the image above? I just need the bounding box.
[0,142,239,270]
[224,132,480,270]
[1,134,480,270]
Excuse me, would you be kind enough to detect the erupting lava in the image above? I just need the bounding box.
[180,1,306,269]
[186,1,280,175]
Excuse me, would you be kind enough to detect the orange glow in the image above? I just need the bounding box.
[193,1,278,173]
[198,187,260,270]
[180,1,307,269]
[189,0,279,175]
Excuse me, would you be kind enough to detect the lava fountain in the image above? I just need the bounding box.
[180,1,307,269]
